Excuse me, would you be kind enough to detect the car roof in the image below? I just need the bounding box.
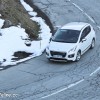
[61,22,89,31]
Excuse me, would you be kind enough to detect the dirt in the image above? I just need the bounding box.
[12,51,33,61]
[0,0,40,39]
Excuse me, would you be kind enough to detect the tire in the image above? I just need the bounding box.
[75,51,81,62]
[90,39,95,49]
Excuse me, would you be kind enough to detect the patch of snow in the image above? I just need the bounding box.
[29,12,37,17]
[0,26,50,66]
[20,0,33,11]
[0,19,4,28]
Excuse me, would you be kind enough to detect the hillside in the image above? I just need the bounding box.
[0,0,39,39]
[0,0,51,67]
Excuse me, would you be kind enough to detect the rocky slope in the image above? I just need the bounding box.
[0,0,39,39]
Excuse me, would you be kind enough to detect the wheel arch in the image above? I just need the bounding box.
[78,49,81,55]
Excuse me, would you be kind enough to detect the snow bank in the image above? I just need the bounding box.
[0,19,4,28]
[20,0,33,11]
[0,0,52,67]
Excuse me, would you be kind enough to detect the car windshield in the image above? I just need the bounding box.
[52,29,80,43]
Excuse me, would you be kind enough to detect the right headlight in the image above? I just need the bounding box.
[68,46,77,54]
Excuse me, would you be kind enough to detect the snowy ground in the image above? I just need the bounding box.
[0,0,51,67]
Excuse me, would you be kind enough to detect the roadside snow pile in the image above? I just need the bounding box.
[0,19,4,28]
[20,0,33,12]
[0,0,52,67]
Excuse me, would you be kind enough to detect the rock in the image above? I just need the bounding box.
[12,51,33,61]
[25,39,31,46]
[2,20,13,28]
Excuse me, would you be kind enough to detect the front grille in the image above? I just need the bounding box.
[50,57,67,61]
[50,51,66,57]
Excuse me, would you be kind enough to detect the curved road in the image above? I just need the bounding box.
[0,0,100,100]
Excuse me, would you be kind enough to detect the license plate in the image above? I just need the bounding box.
[53,55,62,58]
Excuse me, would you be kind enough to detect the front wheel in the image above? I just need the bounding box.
[75,51,81,62]
[90,39,95,49]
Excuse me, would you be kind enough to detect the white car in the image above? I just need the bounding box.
[46,22,96,62]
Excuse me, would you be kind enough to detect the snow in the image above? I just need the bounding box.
[0,19,4,28]
[0,0,51,67]
[20,0,33,11]
[29,11,37,17]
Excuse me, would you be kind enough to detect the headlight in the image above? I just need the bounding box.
[68,46,77,53]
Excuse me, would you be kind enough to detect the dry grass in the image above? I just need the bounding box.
[0,0,40,39]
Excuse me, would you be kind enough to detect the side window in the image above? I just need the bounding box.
[81,26,91,40]
[86,26,91,35]
[81,28,87,40]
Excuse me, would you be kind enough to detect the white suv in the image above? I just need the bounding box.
[46,22,96,62]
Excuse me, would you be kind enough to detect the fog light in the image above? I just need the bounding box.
[68,54,75,58]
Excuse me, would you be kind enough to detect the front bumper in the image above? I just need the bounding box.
[46,50,76,61]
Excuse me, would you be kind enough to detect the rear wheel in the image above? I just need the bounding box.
[75,51,81,61]
[90,39,95,49]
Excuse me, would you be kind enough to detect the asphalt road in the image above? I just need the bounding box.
[0,0,100,100]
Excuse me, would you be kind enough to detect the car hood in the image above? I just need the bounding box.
[49,41,77,52]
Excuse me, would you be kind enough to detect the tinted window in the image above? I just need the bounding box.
[81,30,86,39]
[52,29,80,43]
[86,26,91,35]
[81,26,91,40]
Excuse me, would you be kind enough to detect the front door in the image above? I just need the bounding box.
[79,26,91,54]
